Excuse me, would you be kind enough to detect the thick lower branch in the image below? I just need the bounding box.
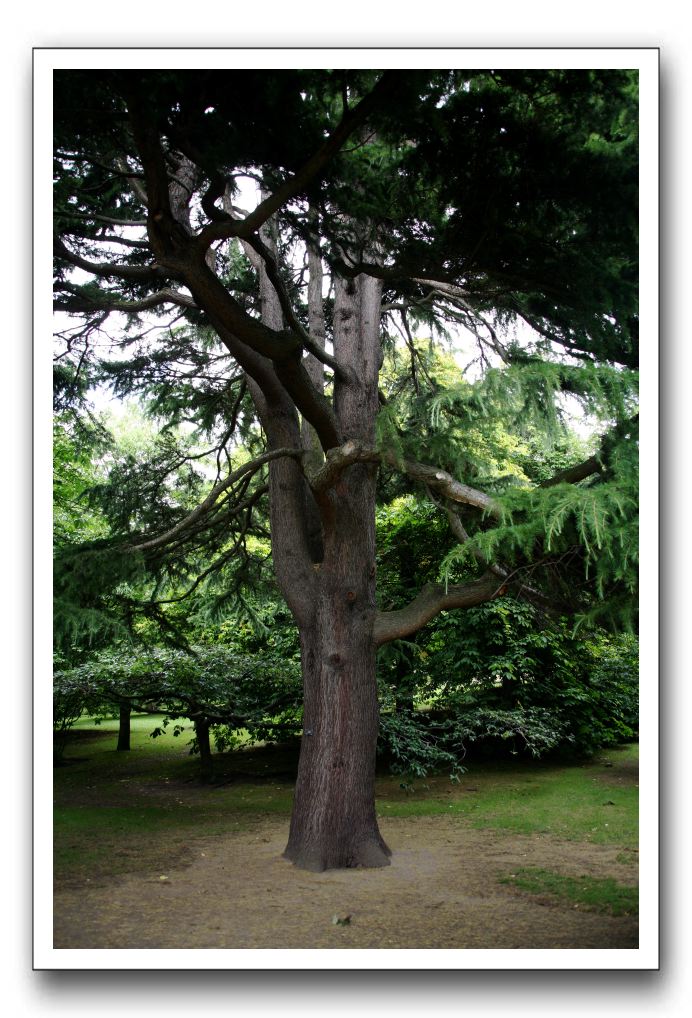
[301,439,500,517]
[374,574,503,646]
[389,452,500,516]
[539,455,602,488]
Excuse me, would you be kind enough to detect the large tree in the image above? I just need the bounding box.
[53,68,638,870]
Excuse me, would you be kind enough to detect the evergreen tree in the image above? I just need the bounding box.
[53,68,638,870]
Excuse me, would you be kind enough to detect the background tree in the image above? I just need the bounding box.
[53,67,638,870]
[54,643,302,778]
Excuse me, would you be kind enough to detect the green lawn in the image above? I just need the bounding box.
[375,743,638,847]
[500,868,638,916]
[54,714,296,883]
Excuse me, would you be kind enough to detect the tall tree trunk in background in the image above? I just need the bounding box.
[195,718,213,783]
[116,703,131,752]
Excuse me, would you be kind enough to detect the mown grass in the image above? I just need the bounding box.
[500,868,638,916]
[375,743,638,847]
[54,714,638,886]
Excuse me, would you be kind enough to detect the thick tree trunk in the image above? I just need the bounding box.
[116,703,131,752]
[283,619,390,871]
[283,269,388,870]
[283,466,390,870]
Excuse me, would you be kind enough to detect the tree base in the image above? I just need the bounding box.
[283,834,392,873]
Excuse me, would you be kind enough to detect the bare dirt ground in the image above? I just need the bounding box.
[53,814,638,951]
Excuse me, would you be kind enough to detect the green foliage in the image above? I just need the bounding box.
[431,602,637,750]
[436,705,569,757]
[438,470,638,632]
[54,644,303,753]
[53,414,111,546]
[376,495,451,607]
[377,703,566,782]
[375,592,638,777]
[87,429,207,540]
[203,592,301,660]
[377,710,467,783]
[53,653,95,762]
[375,338,638,630]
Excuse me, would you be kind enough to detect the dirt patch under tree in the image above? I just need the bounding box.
[54,813,637,951]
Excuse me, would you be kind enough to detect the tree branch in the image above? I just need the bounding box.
[54,234,162,283]
[386,452,500,517]
[54,286,197,314]
[129,448,300,554]
[244,232,350,381]
[299,438,499,517]
[114,156,149,208]
[374,574,503,646]
[538,416,638,489]
[539,455,602,488]
[193,71,400,252]
[63,212,148,228]
[183,259,341,451]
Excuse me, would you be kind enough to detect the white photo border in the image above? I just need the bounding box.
[34,46,659,971]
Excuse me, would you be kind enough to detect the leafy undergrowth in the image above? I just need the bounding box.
[53,715,638,887]
[500,867,638,916]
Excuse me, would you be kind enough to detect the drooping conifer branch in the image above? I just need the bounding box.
[129,448,300,554]
[54,286,197,314]
[53,234,163,283]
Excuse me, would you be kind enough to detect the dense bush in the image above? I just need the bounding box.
[54,644,303,754]
[376,599,638,776]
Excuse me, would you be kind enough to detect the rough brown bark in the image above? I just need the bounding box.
[282,271,391,870]
[283,620,390,871]
[283,459,390,870]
